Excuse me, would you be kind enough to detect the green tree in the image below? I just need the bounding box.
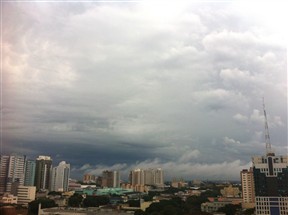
[68,193,83,207]
[218,204,241,215]
[82,196,109,207]
[28,198,57,215]
[162,205,182,215]
[142,194,153,202]
[48,191,62,196]
[128,199,140,207]
[243,208,255,215]
[134,209,146,215]
[184,195,208,212]
[145,199,184,215]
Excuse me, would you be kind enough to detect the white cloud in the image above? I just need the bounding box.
[250,109,264,123]
[233,113,248,123]
[223,136,241,145]
[178,150,200,163]
[220,68,253,86]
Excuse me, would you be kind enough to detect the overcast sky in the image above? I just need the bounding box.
[2,1,287,181]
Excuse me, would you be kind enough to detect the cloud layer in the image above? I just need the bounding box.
[2,1,287,180]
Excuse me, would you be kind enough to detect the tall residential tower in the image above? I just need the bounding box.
[50,161,70,192]
[34,156,52,190]
[130,168,164,187]
[0,154,26,195]
[240,168,255,209]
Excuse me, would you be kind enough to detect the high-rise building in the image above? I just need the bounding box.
[252,153,288,215]
[113,171,120,188]
[0,155,10,194]
[34,156,52,191]
[101,170,120,188]
[50,161,70,192]
[17,186,36,205]
[0,154,26,195]
[24,160,36,186]
[251,100,288,215]
[154,168,164,186]
[130,168,164,187]
[83,174,96,184]
[240,168,255,209]
[130,169,145,186]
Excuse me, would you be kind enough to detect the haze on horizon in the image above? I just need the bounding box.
[2,1,287,181]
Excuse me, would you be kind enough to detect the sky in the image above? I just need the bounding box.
[1,0,287,181]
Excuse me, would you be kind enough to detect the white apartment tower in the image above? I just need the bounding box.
[130,168,164,186]
[154,168,164,185]
[240,168,255,209]
[113,171,120,188]
[50,161,70,192]
[0,155,10,194]
[0,154,26,194]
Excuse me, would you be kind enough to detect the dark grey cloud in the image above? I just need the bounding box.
[2,1,287,180]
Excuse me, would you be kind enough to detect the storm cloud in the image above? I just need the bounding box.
[2,1,287,180]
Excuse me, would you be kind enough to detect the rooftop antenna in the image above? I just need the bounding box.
[262,97,274,156]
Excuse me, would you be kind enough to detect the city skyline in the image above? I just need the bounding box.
[2,1,287,180]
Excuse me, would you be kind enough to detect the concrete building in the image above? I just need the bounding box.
[0,155,10,194]
[171,178,187,188]
[102,170,120,188]
[130,169,145,186]
[24,160,36,186]
[240,168,255,209]
[17,186,36,205]
[220,185,241,198]
[35,155,53,190]
[252,101,288,215]
[252,154,288,215]
[201,197,242,213]
[50,161,70,192]
[0,194,18,204]
[113,171,120,188]
[83,174,96,184]
[130,168,164,188]
[154,168,164,186]
[0,154,26,195]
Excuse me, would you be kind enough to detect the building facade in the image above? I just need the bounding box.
[253,154,288,215]
[0,155,10,194]
[130,168,164,187]
[50,161,70,192]
[0,193,18,204]
[130,169,145,186]
[240,168,255,209]
[24,160,36,186]
[17,186,36,205]
[113,171,120,188]
[83,174,96,184]
[0,154,26,195]
[34,155,52,190]
[102,170,120,188]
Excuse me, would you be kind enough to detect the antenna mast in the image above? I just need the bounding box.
[262,98,274,156]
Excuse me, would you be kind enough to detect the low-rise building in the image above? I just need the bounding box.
[220,185,241,198]
[201,197,242,213]
[0,193,18,204]
[17,186,36,205]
